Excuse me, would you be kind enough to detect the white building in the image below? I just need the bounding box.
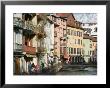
[44,18,54,67]
[13,13,25,74]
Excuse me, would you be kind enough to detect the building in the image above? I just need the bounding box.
[63,13,76,61]
[65,13,84,63]
[13,13,24,74]
[44,17,54,67]
[83,34,97,64]
[22,13,37,73]
[72,21,84,63]
[91,37,97,64]
[48,14,68,60]
[55,14,68,60]
[82,22,97,64]
[14,13,40,74]
[55,13,84,63]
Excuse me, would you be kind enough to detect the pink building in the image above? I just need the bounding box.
[47,13,69,60]
[56,13,68,59]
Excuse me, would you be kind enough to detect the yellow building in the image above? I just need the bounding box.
[73,24,84,56]
[65,14,84,63]
[67,26,74,56]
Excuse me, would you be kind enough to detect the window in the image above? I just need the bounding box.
[88,51,89,55]
[54,31,57,37]
[25,41,28,46]
[82,49,84,54]
[81,40,82,45]
[78,39,80,45]
[69,47,71,54]
[68,30,70,35]
[80,48,81,55]
[74,31,77,36]
[71,48,73,54]
[79,32,81,37]
[80,32,82,37]
[60,47,63,54]
[77,48,79,54]
[77,48,81,54]
[77,31,78,36]
[25,37,28,46]
[71,30,73,35]
[75,39,77,44]
[74,48,76,54]
[90,44,92,48]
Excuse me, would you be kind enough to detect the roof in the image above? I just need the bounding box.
[83,34,92,40]
[92,37,97,42]
[47,13,83,29]
[57,13,83,29]
[56,13,71,18]
[83,34,97,42]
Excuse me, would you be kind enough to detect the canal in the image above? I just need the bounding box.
[56,65,97,75]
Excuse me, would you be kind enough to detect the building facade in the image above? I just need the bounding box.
[13,13,24,74]
[48,14,68,60]
[44,18,54,67]
[66,13,84,63]
[83,34,93,63]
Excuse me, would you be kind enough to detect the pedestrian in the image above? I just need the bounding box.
[48,56,52,64]
[34,64,40,74]
[28,62,32,75]
[41,62,45,73]
[32,63,35,68]
[31,63,35,74]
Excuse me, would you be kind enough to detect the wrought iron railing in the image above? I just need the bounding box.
[13,17,23,28]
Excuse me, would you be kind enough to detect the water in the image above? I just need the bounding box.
[56,67,97,75]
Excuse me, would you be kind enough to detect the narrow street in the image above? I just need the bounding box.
[56,65,97,75]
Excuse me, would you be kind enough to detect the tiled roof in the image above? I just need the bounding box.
[83,34,97,42]
[56,13,82,29]
[56,13,70,18]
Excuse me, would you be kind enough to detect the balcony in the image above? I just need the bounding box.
[54,32,57,37]
[37,47,45,53]
[14,43,23,52]
[24,20,35,30]
[60,36,68,41]
[60,43,66,46]
[13,17,23,29]
[23,20,36,38]
[23,45,36,54]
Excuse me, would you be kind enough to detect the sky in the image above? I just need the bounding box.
[73,13,97,23]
